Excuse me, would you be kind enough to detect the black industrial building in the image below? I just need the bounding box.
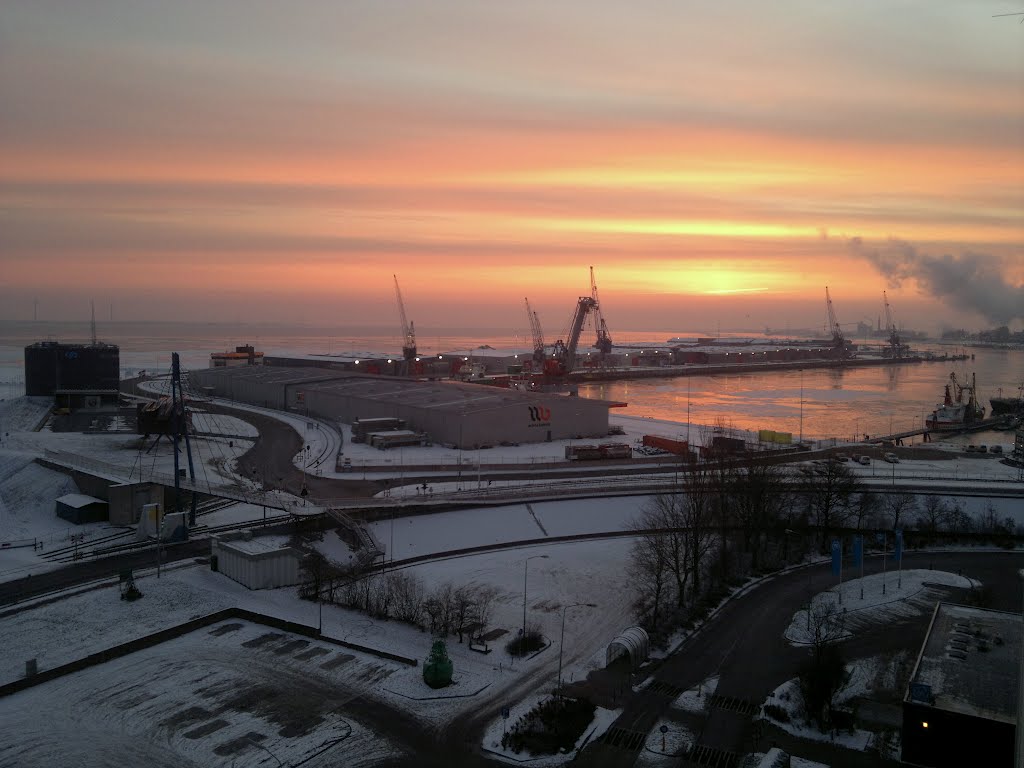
[24,340,120,407]
[902,602,1019,768]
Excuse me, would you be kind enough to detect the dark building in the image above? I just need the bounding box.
[902,602,1019,768]
[24,341,120,407]
[55,493,109,524]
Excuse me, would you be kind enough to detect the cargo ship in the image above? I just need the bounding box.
[926,372,985,432]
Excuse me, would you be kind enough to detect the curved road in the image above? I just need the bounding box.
[573,549,1024,767]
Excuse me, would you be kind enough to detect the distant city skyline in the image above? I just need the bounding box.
[1,1,1021,332]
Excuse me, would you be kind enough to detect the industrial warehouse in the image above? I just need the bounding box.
[188,365,618,449]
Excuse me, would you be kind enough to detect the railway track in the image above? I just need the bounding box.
[42,511,295,564]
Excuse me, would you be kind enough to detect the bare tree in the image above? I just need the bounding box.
[917,496,949,536]
[978,502,1000,534]
[799,597,850,731]
[469,585,500,640]
[390,572,426,625]
[881,492,917,531]
[628,516,672,630]
[946,500,973,534]
[727,456,791,571]
[636,494,690,608]
[422,582,456,636]
[850,492,881,531]
[799,461,861,548]
[679,460,720,599]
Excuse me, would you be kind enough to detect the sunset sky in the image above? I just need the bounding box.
[1,1,1022,335]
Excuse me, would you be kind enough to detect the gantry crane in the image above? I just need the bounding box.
[525,298,546,368]
[393,275,416,365]
[590,266,613,355]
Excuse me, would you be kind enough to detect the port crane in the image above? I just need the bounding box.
[882,291,907,358]
[590,266,613,355]
[825,286,850,358]
[551,295,598,375]
[524,298,546,368]
[393,275,417,371]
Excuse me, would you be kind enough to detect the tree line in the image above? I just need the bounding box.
[628,451,1018,640]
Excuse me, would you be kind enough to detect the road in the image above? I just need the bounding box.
[574,549,1024,767]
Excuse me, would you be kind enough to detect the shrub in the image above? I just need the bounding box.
[763,703,790,723]
[506,628,546,657]
[500,697,597,755]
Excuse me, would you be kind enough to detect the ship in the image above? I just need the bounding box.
[925,372,985,432]
[210,344,264,368]
[990,382,1024,416]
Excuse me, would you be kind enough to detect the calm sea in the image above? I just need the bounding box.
[1,320,1021,445]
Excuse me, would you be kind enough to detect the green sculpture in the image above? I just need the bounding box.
[423,638,453,689]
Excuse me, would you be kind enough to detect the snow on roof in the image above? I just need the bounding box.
[55,493,107,508]
[908,602,1021,723]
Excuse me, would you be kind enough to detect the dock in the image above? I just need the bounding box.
[866,417,1010,445]
[567,353,970,383]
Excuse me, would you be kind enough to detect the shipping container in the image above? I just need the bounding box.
[642,435,690,455]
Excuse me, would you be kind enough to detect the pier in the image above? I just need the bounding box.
[567,352,970,383]
[866,417,1010,445]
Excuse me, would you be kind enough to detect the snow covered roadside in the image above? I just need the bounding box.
[784,569,975,646]
[479,694,620,766]
[759,650,909,754]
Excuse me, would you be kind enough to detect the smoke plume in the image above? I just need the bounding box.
[848,237,1024,325]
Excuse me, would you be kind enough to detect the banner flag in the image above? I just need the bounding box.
[831,539,841,576]
[853,535,863,568]
[894,529,903,563]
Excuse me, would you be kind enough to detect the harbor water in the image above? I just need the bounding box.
[1,321,1020,447]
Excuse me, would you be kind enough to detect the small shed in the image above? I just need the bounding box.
[210,533,305,590]
[55,493,108,525]
[606,626,650,671]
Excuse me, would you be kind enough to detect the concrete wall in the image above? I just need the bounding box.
[108,482,165,526]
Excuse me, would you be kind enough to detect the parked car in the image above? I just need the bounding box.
[883,453,899,464]
[977,445,988,453]
[858,455,871,465]
[991,445,1003,454]
[834,453,850,462]
[966,445,977,452]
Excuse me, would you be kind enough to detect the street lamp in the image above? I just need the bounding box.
[522,554,550,652]
[557,602,597,696]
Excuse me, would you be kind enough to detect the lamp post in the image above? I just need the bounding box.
[300,443,310,505]
[557,602,597,696]
[522,554,550,651]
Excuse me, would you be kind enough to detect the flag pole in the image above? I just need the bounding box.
[882,532,887,595]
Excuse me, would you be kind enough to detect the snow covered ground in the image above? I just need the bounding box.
[784,569,975,646]
[0,390,1020,766]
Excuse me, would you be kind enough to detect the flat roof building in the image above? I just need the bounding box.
[902,602,1020,768]
[24,340,119,407]
[188,366,617,449]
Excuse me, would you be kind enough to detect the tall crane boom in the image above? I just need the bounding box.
[552,296,597,374]
[825,286,848,357]
[393,275,416,361]
[883,291,904,358]
[590,266,613,354]
[525,298,546,366]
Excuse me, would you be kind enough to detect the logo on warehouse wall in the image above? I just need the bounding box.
[527,405,551,425]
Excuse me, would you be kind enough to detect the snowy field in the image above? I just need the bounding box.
[1,390,1021,766]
